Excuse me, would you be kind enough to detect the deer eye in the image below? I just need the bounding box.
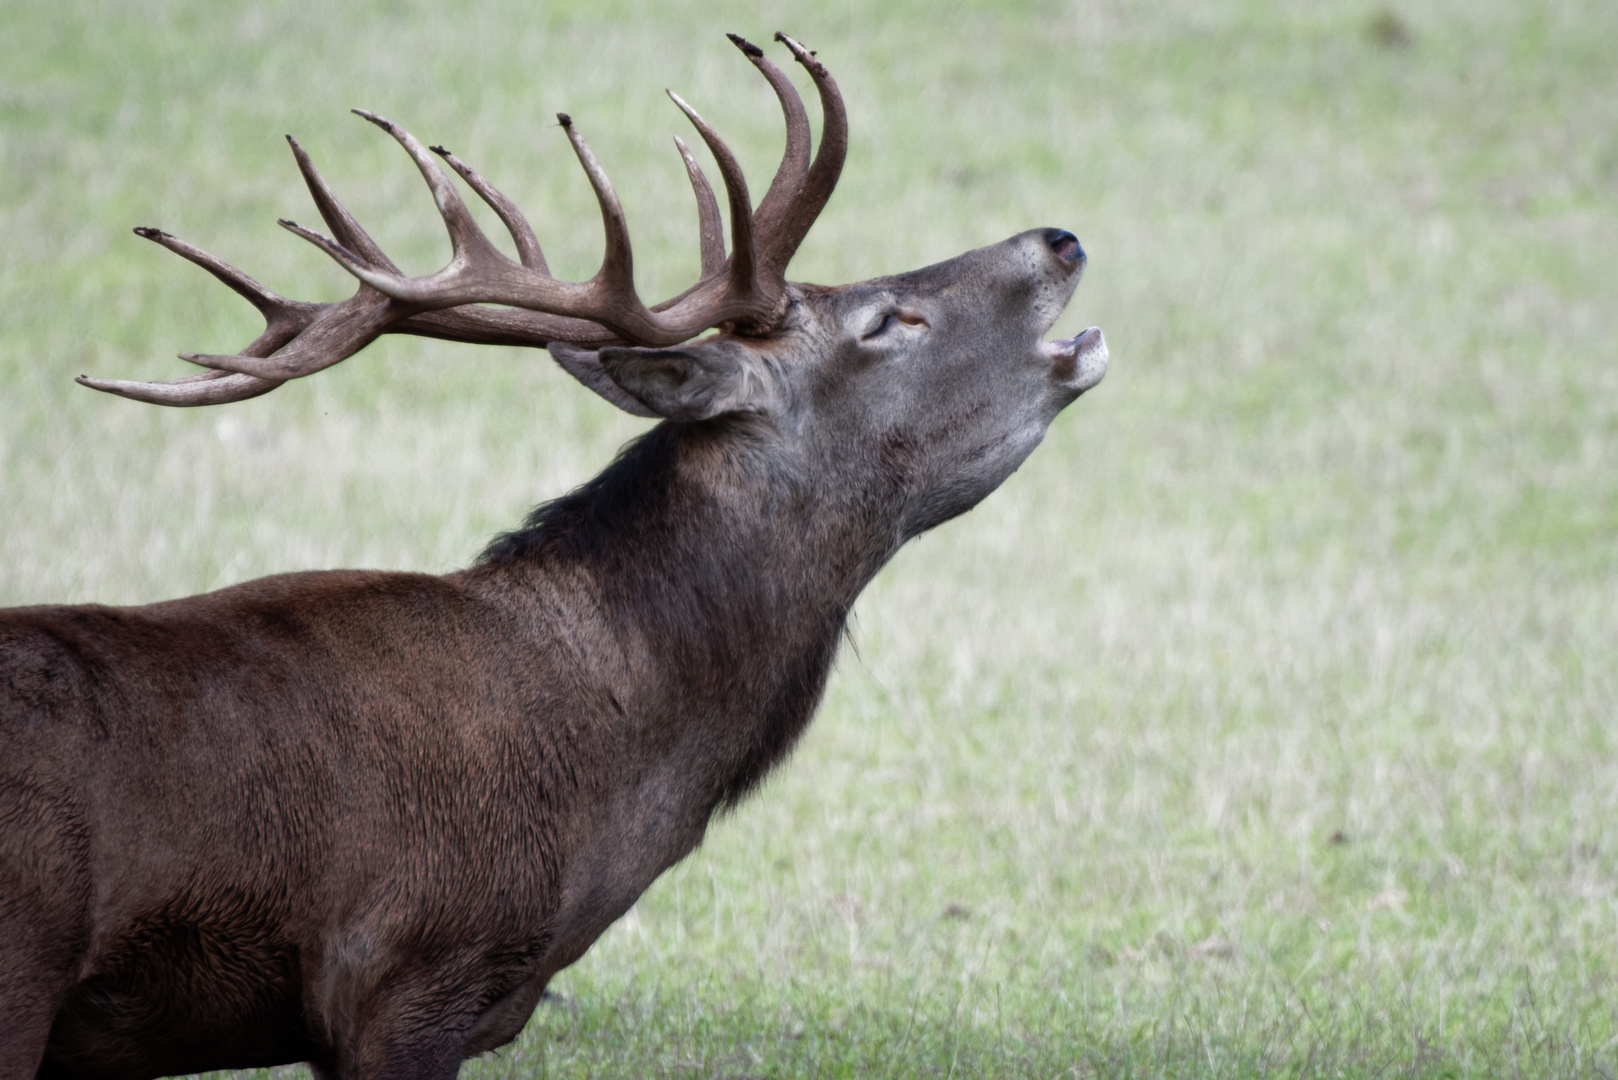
[861,309,929,340]
[862,312,898,339]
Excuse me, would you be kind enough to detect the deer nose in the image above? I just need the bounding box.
[1044,228,1085,265]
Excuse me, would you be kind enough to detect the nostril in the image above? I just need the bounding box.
[1045,229,1083,263]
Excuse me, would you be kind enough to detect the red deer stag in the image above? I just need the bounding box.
[0,32,1107,1080]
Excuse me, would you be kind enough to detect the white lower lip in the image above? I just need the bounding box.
[1043,327,1108,392]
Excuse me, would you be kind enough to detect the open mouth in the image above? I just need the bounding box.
[1042,327,1109,392]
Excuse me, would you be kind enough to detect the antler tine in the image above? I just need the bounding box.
[76,226,314,404]
[130,227,306,326]
[726,33,812,243]
[665,91,760,308]
[76,369,283,407]
[431,144,549,273]
[759,33,848,279]
[555,114,638,307]
[672,135,726,279]
[286,135,402,274]
[353,109,518,279]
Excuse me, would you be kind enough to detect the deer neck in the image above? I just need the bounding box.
[465,421,901,803]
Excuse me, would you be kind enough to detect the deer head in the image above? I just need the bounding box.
[79,32,1105,546]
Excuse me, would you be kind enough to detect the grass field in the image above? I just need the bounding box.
[4,0,1617,1075]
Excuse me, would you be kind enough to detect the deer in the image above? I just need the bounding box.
[0,32,1107,1080]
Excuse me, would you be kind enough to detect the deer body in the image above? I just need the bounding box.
[1,35,1107,1080]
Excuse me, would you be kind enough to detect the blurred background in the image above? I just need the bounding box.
[3,0,1615,1075]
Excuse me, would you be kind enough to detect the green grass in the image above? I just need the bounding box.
[4,0,1617,1075]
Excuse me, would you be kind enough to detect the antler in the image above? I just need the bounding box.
[80,33,846,406]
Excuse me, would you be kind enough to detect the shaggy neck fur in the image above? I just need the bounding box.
[466,419,900,811]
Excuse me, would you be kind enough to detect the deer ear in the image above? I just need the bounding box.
[545,342,662,418]
[591,340,766,422]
